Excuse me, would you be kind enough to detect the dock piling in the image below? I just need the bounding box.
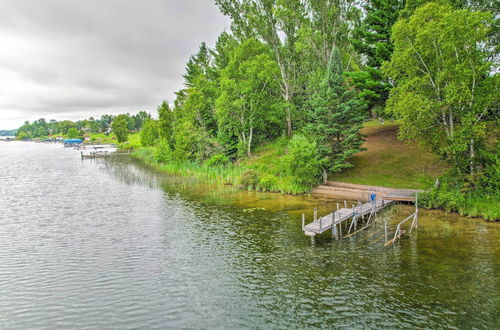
[314,208,317,221]
[302,214,305,230]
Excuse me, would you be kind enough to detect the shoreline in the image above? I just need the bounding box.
[129,147,498,222]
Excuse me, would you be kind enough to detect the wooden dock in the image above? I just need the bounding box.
[302,199,393,237]
[312,181,422,202]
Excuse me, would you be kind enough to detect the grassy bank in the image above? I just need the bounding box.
[132,121,447,195]
[132,121,497,221]
[331,121,447,189]
[132,138,311,194]
[421,190,499,221]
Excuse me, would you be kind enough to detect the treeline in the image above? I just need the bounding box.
[140,0,498,194]
[16,111,151,140]
[0,129,17,136]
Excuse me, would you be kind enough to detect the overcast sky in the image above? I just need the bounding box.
[0,0,230,129]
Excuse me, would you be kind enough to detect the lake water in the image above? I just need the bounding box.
[0,141,498,329]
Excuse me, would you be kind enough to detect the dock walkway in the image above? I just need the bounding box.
[302,199,393,236]
[312,181,421,202]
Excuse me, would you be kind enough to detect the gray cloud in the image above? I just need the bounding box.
[0,0,229,129]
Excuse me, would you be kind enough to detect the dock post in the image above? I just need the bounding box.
[314,208,317,221]
[80,151,83,160]
[415,193,419,228]
[331,212,338,239]
[302,214,305,231]
[319,217,322,231]
[337,211,342,238]
[344,200,347,208]
[336,203,339,211]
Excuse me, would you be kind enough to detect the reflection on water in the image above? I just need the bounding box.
[0,142,498,329]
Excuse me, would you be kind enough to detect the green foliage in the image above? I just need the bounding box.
[67,128,81,139]
[420,176,500,221]
[205,154,230,167]
[258,173,279,191]
[305,47,366,175]
[157,101,174,146]
[16,131,31,140]
[283,135,322,186]
[239,169,260,189]
[348,0,403,116]
[111,114,129,143]
[140,120,159,147]
[384,3,497,179]
[155,139,173,164]
[216,38,284,157]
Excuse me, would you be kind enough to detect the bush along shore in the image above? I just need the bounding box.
[131,137,315,195]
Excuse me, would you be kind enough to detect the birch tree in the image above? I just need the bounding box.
[216,39,284,157]
[383,3,498,174]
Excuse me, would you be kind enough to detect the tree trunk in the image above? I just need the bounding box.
[273,43,293,137]
[286,105,292,137]
[469,138,475,175]
[247,126,253,158]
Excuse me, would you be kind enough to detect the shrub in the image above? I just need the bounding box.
[140,120,160,147]
[155,139,173,164]
[259,173,278,191]
[67,128,81,139]
[283,135,322,186]
[239,169,260,189]
[205,153,230,167]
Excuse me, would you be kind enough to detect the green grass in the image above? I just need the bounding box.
[460,195,500,221]
[132,139,311,195]
[331,120,448,189]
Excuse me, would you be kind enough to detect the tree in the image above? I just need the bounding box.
[216,38,284,157]
[140,120,159,147]
[305,47,366,182]
[216,0,363,135]
[157,101,174,147]
[134,111,151,131]
[58,120,77,135]
[112,114,129,143]
[67,128,81,139]
[348,0,404,117]
[181,43,220,135]
[215,0,306,136]
[383,3,497,176]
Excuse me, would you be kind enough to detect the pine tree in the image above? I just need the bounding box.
[349,0,404,117]
[157,101,174,147]
[306,47,366,182]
